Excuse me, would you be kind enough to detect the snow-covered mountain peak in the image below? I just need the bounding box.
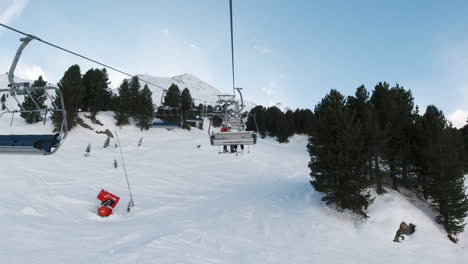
[132,73,255,108]
[135,73,256,109]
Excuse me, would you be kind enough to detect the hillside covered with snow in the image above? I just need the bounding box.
[0,111,467,264]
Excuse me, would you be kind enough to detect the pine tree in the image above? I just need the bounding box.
[247,106,266,137]
[275,110,290,143]
[462,120,468,173]
[114,80,132,126]
[207,105,214,115]
[81,68,112,118]
[164,83,181,108]
[180,88,193,117]
[370,82,416,191]
[418,105,447,199]
[370,83,393,194]
[197,103,205,116]
[349,85,390,194]
[265,107,279,136]
[308,89,373,217]
[285,109,296,136]
[387,84,416,190]
[348,85,372,180]
[20,76,47,124]
[292,109,314,135]
[420,106,468,242]
[128,76,141,116]
[51,65,82,131]
[293,109,301,133]
[302,109,314,135]
[81,69,96,111]
[134,84,154,130]
[436,127,468,243]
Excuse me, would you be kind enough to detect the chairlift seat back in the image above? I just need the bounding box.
[151,121,181,128]
[185,118,204,123]
[210,131,257,146]
[0,134,60,154]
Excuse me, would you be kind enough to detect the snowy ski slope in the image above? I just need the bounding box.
[0,112,467,263]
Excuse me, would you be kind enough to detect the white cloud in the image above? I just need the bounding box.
[261,81,276,96]
[161,28,169,35]
[0,0,28,25]
[189,43,200,50]
[253,44,273,54]
[15,64,47,81]
[447,109,468,128]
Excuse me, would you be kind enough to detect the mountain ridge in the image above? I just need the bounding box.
[1,73,256,110]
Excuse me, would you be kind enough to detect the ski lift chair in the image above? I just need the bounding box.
[185,109,204,124]
[208,89,259,147]
[151,89,184,129]
[210,130,257,146]
[0,37,68,155]
[150,118,181,129]
[185,117,204,123]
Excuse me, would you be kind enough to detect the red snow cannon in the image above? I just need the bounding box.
[97,189,120,217]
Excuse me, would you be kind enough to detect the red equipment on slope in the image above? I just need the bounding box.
[97,189,120,217]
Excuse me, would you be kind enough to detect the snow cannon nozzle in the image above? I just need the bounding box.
[97,189,120,217]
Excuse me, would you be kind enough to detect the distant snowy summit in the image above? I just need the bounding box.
[1,72,255,109]
[0,73,57,89]
[133,73,222,106]
[131,73,256,109]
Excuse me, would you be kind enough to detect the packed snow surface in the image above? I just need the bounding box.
[0,112,467,263]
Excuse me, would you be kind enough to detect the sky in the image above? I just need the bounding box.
[1,0,467,127]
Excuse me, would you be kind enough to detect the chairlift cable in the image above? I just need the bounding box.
[0,23,227,105]
[229,0,236,95]
[0,23,166,91]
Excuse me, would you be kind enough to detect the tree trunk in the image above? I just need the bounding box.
[368,157,373,183]
[390,161,398,191]
[374,156,384,194]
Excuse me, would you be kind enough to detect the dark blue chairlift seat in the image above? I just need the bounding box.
[151,121,181,128]
[0,134,60,154]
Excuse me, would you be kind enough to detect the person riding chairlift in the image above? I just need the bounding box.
[228,124,237,153]
[220,124,229,152]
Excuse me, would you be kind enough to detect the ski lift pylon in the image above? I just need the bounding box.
[0,36,68,155]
